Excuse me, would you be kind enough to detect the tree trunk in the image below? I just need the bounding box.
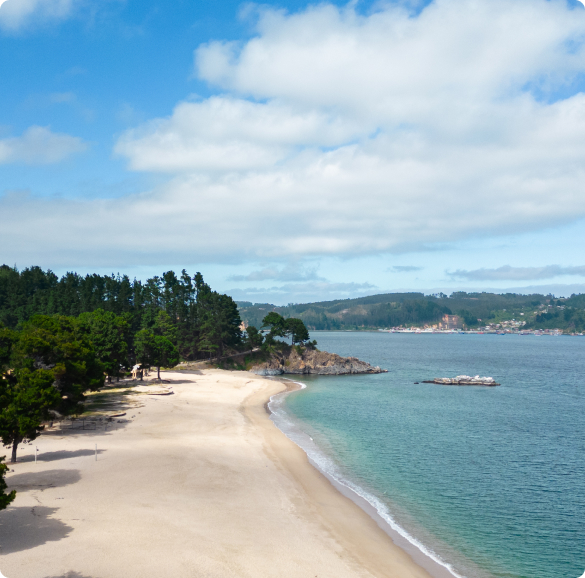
[11,438,19,463]
[157,366,160,380]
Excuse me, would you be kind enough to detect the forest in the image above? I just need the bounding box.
[0,265,243,361]
[0,265,315,486]
[0,265,245,479]
[238,291,585,332]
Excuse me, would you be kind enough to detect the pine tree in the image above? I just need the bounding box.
[0,315,104,462]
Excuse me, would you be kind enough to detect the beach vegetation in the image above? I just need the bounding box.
[261,312,288,338]
[135,329,179,380]
[243,325,264,349]
[77,309,130,382]
[286,318,310,345]
[0,315,104,462]
[262,313,311,346]
[0,457,15,510]
[198,290,242,359]
[0,266,245,362]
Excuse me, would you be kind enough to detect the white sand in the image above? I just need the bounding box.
[0,370,432,578]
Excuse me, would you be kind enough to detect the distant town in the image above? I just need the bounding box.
[379,313,567,336]
[238,292,585,335]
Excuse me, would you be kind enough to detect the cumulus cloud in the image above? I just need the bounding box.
[449,265,585,281]
[0,0,75,30]
[0,126,86,165]
[195,0,585,119]
[8,1,585,268]
[115,96,365,172]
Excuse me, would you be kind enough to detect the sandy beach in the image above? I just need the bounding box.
[0,369,432,578]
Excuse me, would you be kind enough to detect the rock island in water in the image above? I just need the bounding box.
[423,375,500,386]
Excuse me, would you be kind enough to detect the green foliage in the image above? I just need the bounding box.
[77,309,130,381]
[244,325,264,349]
[0,315,105,462]
[0,266,255,463]
[261,313,311,347]
[198,336,219,359]
[134,329,157,368]
[0,324,14,370]
[0,457,15,510]
[239,292,555,330]
[134,329,179,379]
[285,318,310,344]
[0,266,244,361]
[198,290,242,359]
[0,366,60,462]
[152,335,179,378]
[456,309,479,328]
[261,312,287,337]
[524,307,585,332]
[153,310,178,343]
[12,315,104,413]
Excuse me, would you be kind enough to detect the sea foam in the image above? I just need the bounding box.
[268,378,466,578]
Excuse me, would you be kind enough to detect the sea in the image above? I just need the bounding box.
[268,332,585,578]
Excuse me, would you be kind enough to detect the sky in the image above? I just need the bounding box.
[2,0,585,304]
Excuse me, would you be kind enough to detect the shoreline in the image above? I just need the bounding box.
[243,373,436,578]
[1,369,433,578]
[268,377,462,578]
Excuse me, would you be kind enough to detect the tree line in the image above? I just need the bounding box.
[238,291,567,330]
[0,266,243,503]
[0,266,314,507]
[0,266,243,361]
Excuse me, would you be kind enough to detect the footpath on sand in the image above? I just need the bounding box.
[0,369,432,578]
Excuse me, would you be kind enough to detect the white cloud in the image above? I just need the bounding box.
[449,265,585,281]
[0,0,75,30]
[0,126,87,164]
[195,0,585,122]
[8,0,585,270]
[115,96,365,172]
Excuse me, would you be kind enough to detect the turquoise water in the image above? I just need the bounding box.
[278,332,585,578]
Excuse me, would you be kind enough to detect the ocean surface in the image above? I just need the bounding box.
[269,332,585,578]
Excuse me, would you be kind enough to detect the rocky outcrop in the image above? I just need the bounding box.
[250,348,386,376]
[422,375,500,386]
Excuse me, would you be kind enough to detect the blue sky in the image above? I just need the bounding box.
[2,0,585,304]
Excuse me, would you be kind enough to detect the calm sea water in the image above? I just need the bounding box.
[274,332,585,578]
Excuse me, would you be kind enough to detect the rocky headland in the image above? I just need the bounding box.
[249,347,386,376]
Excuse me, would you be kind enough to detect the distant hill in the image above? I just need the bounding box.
[237,291,585,333]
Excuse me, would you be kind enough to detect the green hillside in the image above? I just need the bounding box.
[237,291,585,333]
